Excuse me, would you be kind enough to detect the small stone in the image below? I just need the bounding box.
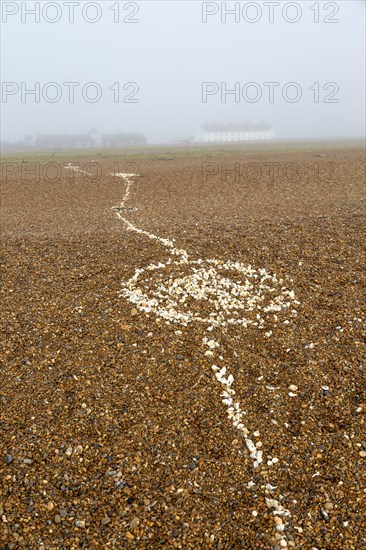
[75,519,85,528]
[252,510,258,517]
[359,451,366,458]
[54,515,61,524]
[288,385,298,392]
[126,531,134,540]
[101,516,111,525]
[131,308,138,316]
[75,445,83,454]
[65,447,73,457]
[46,502,54,512]
[320,508,330,522]
[361,441,366,449]
[324,501,334,511]
[23,458,32,465]
[4,454,13,465]
[59,509,67,518]
[176,354,184,361]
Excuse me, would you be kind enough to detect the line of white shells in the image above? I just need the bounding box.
[206,339,291,548]
[111,173,190,261]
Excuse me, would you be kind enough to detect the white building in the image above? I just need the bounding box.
[195,122,274,143]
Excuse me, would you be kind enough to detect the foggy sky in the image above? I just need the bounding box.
[1,0,365,144]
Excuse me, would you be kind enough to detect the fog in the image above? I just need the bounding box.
[1,0,365,145]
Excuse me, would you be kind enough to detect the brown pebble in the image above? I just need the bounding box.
[130,517,140,530]
[102,516,111,525]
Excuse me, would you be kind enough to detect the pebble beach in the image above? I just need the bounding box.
[1,146,365,549]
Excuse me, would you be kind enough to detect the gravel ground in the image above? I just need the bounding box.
[1,147,365,549]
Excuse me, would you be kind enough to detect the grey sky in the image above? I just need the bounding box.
[1,0,365,143]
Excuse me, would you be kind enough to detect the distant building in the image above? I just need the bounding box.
[101,133,147,148]
[34,129,147,149]
[35,133,95,149]
[195,122,274,143]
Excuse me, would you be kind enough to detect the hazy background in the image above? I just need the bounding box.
[1,0,365,144]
